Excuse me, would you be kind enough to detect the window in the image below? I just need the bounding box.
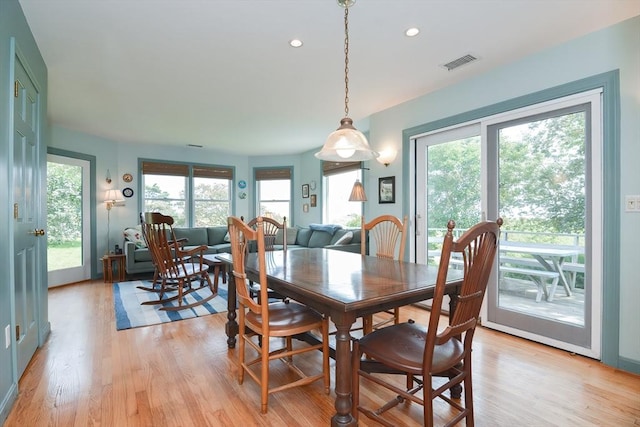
[142,161,232,227]
[322,161,362,227]
[255,167,292,223]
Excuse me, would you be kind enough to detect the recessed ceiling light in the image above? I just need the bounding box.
[289,39,303,48]
[405,27,420,37]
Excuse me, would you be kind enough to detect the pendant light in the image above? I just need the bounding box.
[315,0,379,162]
[348,179,367,201]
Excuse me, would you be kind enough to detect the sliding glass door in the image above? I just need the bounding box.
[412,90,602,358]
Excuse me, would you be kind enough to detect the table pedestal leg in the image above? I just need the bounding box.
[225,269,238,348]
[331,316,357,427]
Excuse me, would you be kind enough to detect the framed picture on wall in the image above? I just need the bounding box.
[379,176,395,204]
[310,194,317,207]
[302,184,309,198]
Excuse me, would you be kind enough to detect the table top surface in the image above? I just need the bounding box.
[216,248,462,313]
[500,241,583,257]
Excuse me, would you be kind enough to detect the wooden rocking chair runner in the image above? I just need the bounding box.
[227,216,330,414]
[352,218,502,427]
[140,212,217,311]
[361,214,409,334]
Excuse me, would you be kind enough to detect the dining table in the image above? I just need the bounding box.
[216,248,464,427]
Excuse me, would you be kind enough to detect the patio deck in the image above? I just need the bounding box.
[498,277,585,326]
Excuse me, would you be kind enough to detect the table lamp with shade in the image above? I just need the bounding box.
[104,189,124,255]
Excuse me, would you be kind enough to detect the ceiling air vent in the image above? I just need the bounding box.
[187,144,203,148]
[442,54,477,71]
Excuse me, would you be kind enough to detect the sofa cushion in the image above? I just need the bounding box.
[207,227,228,245]
[275,227,298,245]
[124,226,146,248]
[133,248,152,262]
[308,230,334,248]
[332,231,353,245]
[174,227,208,246]
[295,228,313,246]
[309,223,342,235]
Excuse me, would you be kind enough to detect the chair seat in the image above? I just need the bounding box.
[246,302,324,337]
[359,322,464,374]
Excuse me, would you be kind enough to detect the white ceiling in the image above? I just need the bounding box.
[18,0,640,157]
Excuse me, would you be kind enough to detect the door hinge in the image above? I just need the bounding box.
[14,80,19,98]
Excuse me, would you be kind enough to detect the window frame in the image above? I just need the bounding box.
[254,166,293,223]
[140,159,233,227]
[322,161,364,227]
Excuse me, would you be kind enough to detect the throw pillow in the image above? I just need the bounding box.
[224,231,230,242]
[123,226,146,249]
[333,231,353,246]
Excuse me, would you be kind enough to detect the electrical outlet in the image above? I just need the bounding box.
[625,195,640,212]
[4,325,10,349]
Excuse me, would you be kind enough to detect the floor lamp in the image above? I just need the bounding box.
[105,189,124,255]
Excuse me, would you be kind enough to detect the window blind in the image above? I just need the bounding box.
[255,167,292,180]
[322,161,362,176]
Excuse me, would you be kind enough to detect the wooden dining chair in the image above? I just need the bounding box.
[361,214,409,334]
[246,216,287,251]
[244,216,289,303]
[352,218,502,427]
[227,216,330,414]
[140,212,217,310]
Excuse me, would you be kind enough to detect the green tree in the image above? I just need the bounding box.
[47,162,82,245]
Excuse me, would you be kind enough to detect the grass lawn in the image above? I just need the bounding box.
[47,241,82,271]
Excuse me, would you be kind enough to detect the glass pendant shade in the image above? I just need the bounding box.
[315,118,379,162]
[348,179,367,202]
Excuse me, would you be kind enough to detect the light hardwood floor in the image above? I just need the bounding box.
[4,280,640,426]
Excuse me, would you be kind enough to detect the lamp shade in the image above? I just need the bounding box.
[104,189,124,204]
[376,148,397,167]
[315,118,379,162]
[348,179,367,202]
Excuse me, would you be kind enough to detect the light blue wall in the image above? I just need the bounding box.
[0,0,48,422]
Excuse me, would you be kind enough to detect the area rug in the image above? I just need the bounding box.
[113,280,228,330]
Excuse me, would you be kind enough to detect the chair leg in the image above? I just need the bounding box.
[322,318,330,394]
[238,312,246,385]
[424,374,435,427]
[261,333,270,414]
[351,340,361,422]
[464,358,475,426]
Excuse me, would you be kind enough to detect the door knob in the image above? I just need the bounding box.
[31,229,45,236]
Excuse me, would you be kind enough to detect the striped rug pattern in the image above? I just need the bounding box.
[113,280,228,330]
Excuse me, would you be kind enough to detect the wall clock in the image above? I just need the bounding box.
[238,180,247,189]
[122,173,133,183]
[122,187,134,198]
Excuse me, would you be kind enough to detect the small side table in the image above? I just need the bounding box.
[102,254,126,283]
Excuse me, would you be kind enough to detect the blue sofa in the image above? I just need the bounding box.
[123,223,361,276]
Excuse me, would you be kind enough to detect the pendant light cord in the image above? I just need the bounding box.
[343,6,350,118]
